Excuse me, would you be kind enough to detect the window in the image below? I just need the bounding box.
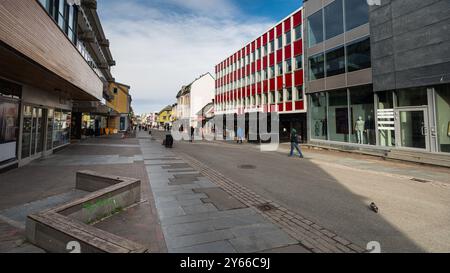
[256,72,261,82]
[277,36,283,49]
[346,37,371,72]
[326,46,345,77]
[257,94,261,106]
[262,93,266,105]
[285,59,292,73]
[113,88,118,94]
[269,66,275,78]
[277,62,283,75]
[263,45,268,56]
[309,53,325,80]
[270,40,275,53]
[286,88,292,101]
[349,86,375,145]
[263,69,268,80]
[308,10,323,47]
[270,92,275,104]
[310,92,327,140]
[435,85,450,153]
[257,48,261,60]
[295,86,303,101]
[324,0,344,40]
[294,25,302,41]
[278,90,284,102]
[345,0,369,31]
[285,30,291,45]
[328,89,349,142]
[295,55,302,70]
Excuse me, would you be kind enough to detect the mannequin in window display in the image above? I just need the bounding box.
[355,116,365,144]
[365,115,375,145]
[314,121,320,137]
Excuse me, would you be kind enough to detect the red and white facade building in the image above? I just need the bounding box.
[214,7,306,141]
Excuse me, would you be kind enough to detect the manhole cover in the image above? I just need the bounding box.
[238,164,256,170]
[257,203,276,212]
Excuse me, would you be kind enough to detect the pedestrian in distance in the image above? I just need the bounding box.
[237,127,244,144]
[289,128,304,158]
[190,126,195,142]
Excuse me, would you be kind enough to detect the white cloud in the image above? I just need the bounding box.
[100,1,274,114]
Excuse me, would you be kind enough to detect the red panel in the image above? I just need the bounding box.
[263,80,268,92]
[277,76,283,89]
[262,33,268,45]
[269,53,275,67]
[246,64,250,75]
[294,70,303,86]
[285,44,292,60]
[257,84,261,94]
[276,49,283,63]
[246,86,250,97]
[276,23,283,37]
[269,78,275,91]
[256,37,261,49]
[294,40,302,56]
[285,102,293,111]
[285,73,292,87]
[251,62,255,74]
[278,103,284,112]
[269,29,275,41]
[263,56,268,69]
[257,59,261,71]
[295,100,304,111]
[251,41,255,52]
[270,103,276,112]
[284,17,291,32]
[246,44,251,54]
[252,85,256,96]
[293,11,302,27]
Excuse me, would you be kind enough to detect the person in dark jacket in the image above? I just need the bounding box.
[289,128,304,158]
[190,126,195,142]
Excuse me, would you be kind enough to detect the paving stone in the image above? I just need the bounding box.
[171,240,236,253]
[229,230,297,253]
[166,230,235,249]
[229,223,280,238]
[182,203,218,215]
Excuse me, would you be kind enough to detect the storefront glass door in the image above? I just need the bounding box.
[395,107,429,150]
[22,106,46,159]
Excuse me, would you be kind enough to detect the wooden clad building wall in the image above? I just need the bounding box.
[0,0,103,100]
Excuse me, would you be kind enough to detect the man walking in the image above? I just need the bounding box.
[289,128,304,158]
[236,127,244,144]
[190,126,195,142]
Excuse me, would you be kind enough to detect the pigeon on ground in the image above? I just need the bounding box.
[369,202,379,213]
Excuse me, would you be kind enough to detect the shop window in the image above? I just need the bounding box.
[346,37,371,72]
[328,89,349,142]
[435,85,450,153]
[326,46,345,77]
[377,91,395,147]
[345,0,369,31]
[349,86,375,145]
[325,0,344,40]
[53,110,71,148]
[309,53,325,80]
[0,100,20,163]
[308,10,323,47]
[310,92,328,140]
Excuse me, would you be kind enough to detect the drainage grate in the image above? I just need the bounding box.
[410,178,431,183]
[238,164,256,170]
[257,203,276,212]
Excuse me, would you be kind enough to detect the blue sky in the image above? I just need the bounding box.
[98,0,302,114]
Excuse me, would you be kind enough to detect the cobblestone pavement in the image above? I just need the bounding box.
[144,131,364,253]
